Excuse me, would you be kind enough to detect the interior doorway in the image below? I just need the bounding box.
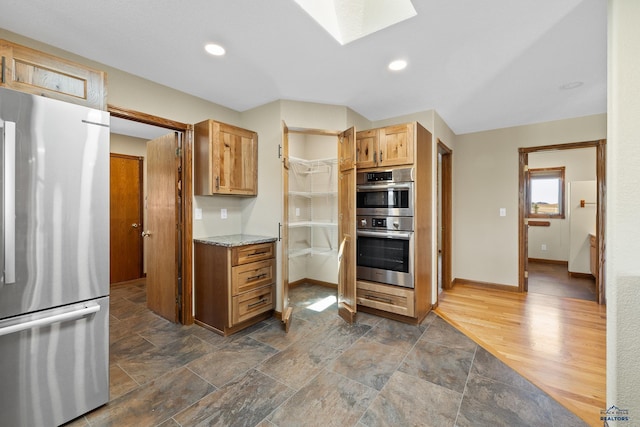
[518,140,606,305]
[109,153,144,284]
[108,106,194,324]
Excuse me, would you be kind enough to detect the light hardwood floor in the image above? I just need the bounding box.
[435,284,606,427]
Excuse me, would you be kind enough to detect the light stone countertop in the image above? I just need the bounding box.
[194,234,277,247]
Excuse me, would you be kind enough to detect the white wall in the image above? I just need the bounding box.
[527,147,596,263]
[568,180,596,274]
[607,0,640,419]
[454,115,606,287]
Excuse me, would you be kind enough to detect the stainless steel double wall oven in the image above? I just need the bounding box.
[356,168,414,288]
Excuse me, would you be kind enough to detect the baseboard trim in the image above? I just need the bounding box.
[289,278,337,289]
[528,258,568,266]
[452,278,519,293]
[568,271,595,280]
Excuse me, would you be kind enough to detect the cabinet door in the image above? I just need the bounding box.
[378,123,414,167]
[0,39,106,110]
[213,122,258,196]
[338,126,356,171]
[355,129,378,169]
[338,127,357,324]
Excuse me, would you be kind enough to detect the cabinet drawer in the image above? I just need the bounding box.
[356,281,415,317]
[232,259,274,295]
[232,285,274,325]
[232,242,274,265]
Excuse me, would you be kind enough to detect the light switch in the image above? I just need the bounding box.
[499,208,506,217]
[295,208,300,217]
[221,208,227,219]
[194,208,202,220]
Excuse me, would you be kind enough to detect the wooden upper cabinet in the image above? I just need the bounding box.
[355,129,377,169]
[0,39,107,110]
[356,123,414,169]
[378,123,414,167]
[194,119,258,196]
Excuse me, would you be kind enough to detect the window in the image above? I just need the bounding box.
[527,167,565,218]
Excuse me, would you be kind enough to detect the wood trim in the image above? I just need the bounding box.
[182,125,194,324]
[518,140,602,153]
[288,278,337,289]
[357,304,426,325]
[518,151,528,292]
[528,258,568,265]
[438,140,453,290]
[452,278,520,293]
[108,105,189,131]
[569,272,594,280]
[596,139,606,305]
[528,220,551,227]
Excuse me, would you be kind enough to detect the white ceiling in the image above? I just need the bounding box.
[0,0,606,135]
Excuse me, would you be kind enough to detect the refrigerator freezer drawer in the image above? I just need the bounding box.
[0,296,109,426]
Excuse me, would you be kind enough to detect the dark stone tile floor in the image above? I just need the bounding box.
[64,282,587,427]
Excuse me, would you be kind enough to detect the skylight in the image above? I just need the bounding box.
[294,0,417,45]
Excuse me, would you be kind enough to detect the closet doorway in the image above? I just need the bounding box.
[281,125,340,330]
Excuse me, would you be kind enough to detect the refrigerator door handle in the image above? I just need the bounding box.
[0,302,101,337]
[2,120,15,284]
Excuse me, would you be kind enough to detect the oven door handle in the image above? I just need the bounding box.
[355,182,412,191]
[356,230,412,240]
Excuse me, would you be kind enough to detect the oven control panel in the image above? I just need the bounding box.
[357,216,413,231]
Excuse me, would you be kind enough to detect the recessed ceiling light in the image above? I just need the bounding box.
[388,59,407,71]
[205,43,226,56]
[559,81,583,90]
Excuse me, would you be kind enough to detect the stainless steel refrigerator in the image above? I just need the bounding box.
[0,87,110,426]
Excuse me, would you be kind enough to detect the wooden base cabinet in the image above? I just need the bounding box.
[195,240,275,336]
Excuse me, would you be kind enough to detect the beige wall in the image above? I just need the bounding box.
[607,0,640,418]
[454,114,606,287]
[527,148,597,265]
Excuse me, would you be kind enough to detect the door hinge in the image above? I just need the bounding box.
[176,295,181,306]
[175,147,182,157]
[278,144,282,159]
[524,270,529,279]
[524,165,529,172]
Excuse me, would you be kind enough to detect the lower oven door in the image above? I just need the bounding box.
[356,230,414,288]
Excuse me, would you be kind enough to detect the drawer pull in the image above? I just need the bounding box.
[248,298,268,308]
[364,294,393,304]
[247,273,267,281]
[247,251,268,257]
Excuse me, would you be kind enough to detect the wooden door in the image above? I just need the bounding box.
[146,132,180,322]
[109,154,143,284]
[280,122,293,332]
[338,127,357,323]
[378,123,414,167]
[215,122,258,195]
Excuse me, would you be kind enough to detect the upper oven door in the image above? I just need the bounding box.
[356,182,414,216]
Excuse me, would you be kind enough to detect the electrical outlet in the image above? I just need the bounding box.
[221,208,227,219]
[499,208,506,217]
[541,244,547,251]
[295,208,300,217]
[194,208,202,220]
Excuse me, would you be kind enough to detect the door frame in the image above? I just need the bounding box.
[108,105,194,324]
[518,139,606,304]
[437,140,453,291]
[109,153,144,283]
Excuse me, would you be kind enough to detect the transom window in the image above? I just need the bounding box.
[527,167,565,218]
